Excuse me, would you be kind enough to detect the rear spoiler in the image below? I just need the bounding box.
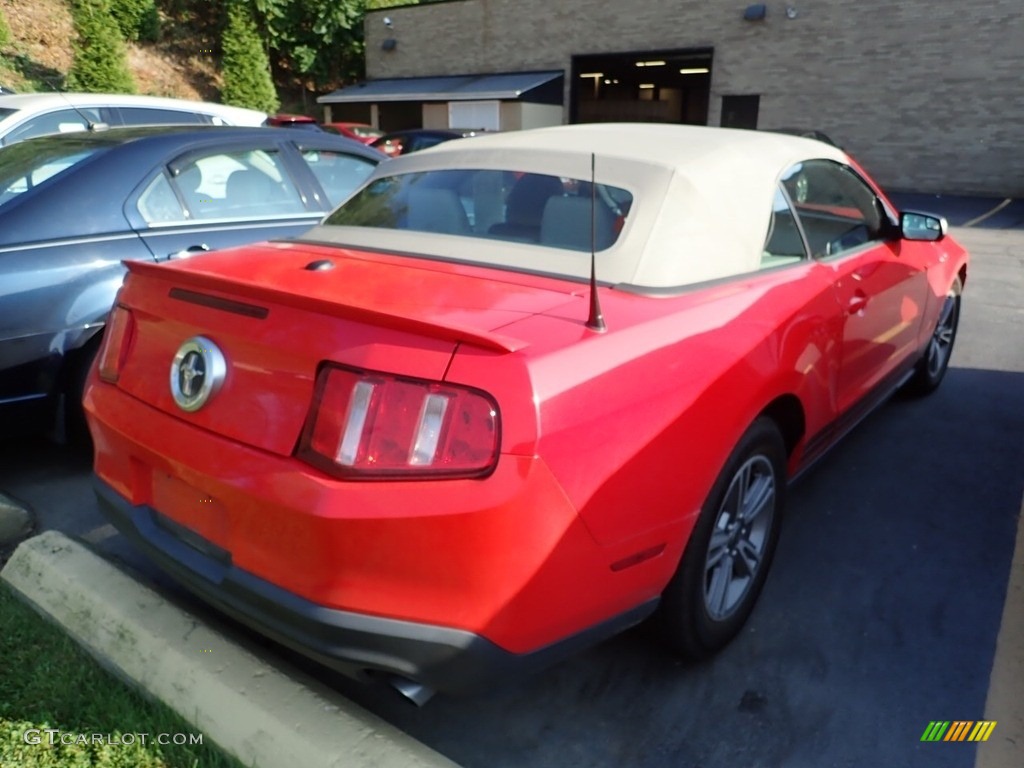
[124,259,526,354]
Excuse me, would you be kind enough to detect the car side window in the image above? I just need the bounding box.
[137,172,186,224]
[761,185,807,268]
[2,108,103,144]
[299,149,376,207]
[116,107,209,126]
[782,160,886,259]
[169,149,306,220]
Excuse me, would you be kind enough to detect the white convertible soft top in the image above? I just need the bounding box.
[306,123,849,289]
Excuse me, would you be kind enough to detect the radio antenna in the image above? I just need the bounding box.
[585,152,606,333]
[53,87,107,133]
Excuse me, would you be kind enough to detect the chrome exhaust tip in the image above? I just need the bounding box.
[386,674,435,707]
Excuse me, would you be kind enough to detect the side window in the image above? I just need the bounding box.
[299,149,376,207]
[169,149,307,220]
[783,160,886,259]
[3,108,103,144]
[118,108,208,126]
[137,172,186,224]
[761,185,806,268]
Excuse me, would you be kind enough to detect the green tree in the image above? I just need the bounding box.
[249,1,429,91]
[251,0,365,88]
[110,0,161,42]
[67,0,137,93]
[221,1,279,113]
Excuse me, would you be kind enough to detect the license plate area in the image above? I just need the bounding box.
[151,471,230,559]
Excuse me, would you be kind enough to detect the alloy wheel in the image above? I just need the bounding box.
[926,293,959,380]
[703,455,776,621]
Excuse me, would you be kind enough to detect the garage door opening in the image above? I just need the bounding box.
[570,48,712,125]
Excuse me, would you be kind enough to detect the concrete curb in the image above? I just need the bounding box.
[0,531,460,768]
[0,491,32,545]
[975,494,1024,767]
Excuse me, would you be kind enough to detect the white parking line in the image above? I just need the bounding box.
[963,198,1013,228]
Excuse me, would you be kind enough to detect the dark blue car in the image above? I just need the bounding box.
[0,125,381,438]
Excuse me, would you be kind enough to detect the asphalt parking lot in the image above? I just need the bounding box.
[1,222,1021,767]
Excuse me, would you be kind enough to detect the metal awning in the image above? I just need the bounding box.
[318,71,564,104]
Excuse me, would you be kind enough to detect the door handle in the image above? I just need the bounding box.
[166,244,210,261]
[847,292,869,315]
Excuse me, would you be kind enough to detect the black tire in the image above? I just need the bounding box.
[659,417,786,659]
[64,338,100,448]
[904,277,962,396]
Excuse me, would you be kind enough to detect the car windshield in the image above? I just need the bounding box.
[0,138,104,207]
[323,169,633,253]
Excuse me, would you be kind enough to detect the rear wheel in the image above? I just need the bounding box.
[905,277,962,396]
[659,418,786,659]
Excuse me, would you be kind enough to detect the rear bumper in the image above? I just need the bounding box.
[94,474,656,694]
[86,374,667,693]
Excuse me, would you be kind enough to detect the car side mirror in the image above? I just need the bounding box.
[900,211,947,242]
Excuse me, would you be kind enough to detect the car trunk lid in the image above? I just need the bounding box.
[111,242,581,456]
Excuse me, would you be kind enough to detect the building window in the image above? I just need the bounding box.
[720,95,760,129]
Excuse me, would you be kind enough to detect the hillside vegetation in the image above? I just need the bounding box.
[0,0,429,114]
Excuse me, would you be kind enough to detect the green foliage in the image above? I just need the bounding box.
[0,8,11,49]
[221,0,279,113]
[67,0,137,93]
[149,0,430,94]
[110,0,161,42]
[252,0,365,86]
[0,586,244,768]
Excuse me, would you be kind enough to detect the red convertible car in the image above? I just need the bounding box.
[85,124,968,704]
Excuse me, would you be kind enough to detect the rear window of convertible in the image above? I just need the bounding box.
[323,169,633,252]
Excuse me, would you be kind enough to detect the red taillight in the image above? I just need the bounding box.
[97,305,135,383]
[299,365,500,480]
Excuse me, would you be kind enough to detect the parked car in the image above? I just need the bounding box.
[322,121,384,144]
[265,113,322,131]
[0,125,380,437]
[0,85,15,95]
[369,127,485,157]
[85,123,968,704]
[0,93,266,146]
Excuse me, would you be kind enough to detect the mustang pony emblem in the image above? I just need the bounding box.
[169,336,226,412]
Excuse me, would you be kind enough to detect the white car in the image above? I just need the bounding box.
[0,93,266,146]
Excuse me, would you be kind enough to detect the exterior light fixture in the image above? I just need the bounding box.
[381,38,397,51]
[635,60,667,67]
[679,67,710,75]
[639,83,656,89]
[580,72,604,79]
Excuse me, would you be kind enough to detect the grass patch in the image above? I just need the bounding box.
[0,583,246,768]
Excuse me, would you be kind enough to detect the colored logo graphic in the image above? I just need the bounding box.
[921,721,997,742]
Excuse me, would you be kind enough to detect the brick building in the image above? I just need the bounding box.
[319,0,1023,195]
